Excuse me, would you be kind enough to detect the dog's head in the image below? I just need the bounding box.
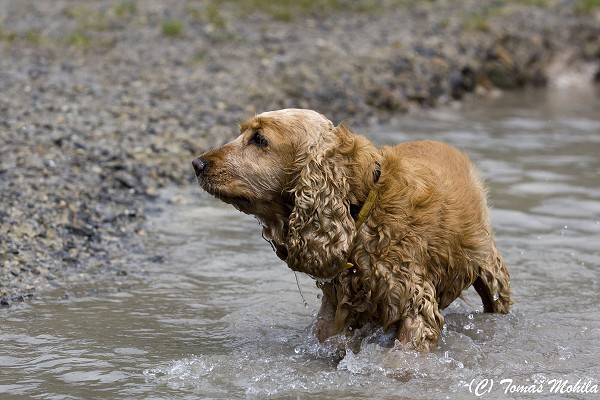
[193,108,370,279]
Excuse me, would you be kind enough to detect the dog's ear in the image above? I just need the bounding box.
[286,129,355,279]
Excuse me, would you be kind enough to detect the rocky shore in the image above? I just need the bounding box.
[1,0,598,306]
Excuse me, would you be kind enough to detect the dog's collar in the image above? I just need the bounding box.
[353,188,378,231]
[345,161,381,271]
[349,161,381,224]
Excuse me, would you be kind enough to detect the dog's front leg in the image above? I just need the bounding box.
[315,289,337,342]
[397,280,444,352]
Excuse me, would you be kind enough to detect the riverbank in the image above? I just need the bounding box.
[1,0,599,306]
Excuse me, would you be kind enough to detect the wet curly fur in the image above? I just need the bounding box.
[193,108,512,351]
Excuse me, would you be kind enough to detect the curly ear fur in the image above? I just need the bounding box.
[286,132,356,279]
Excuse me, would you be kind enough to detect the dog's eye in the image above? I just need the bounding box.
[250,131,268,147]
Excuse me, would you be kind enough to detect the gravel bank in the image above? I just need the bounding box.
[1,0,599,306]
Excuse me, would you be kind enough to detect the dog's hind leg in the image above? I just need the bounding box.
[473,245,512,313]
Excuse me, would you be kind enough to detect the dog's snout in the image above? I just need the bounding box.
[192,157,208,175]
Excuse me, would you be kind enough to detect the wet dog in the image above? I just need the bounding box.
[193,108,512,351]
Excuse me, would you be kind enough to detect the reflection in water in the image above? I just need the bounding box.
[1,88,599,399]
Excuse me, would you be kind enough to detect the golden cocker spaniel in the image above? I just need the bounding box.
[192,108,512,351]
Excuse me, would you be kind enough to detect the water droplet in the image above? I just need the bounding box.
[493,293,499,301]
[468,313,474,320]
[564,225,568,229]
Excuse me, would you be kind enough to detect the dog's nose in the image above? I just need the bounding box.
[192,157,208,175]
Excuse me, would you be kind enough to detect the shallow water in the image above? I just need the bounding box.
[2,87,599,399]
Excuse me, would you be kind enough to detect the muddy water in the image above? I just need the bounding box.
[2,87,599,399]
